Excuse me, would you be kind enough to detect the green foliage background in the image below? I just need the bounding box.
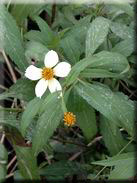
[0,2,136,181]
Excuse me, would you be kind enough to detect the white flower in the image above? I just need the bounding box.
[25,50,71,98]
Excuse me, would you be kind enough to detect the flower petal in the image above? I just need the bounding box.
[35,79,48,98]
[25,65,42,80]
[44,50,59,68]
[54,62,71,77]
[48,78,62,93]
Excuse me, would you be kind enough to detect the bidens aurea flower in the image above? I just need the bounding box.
[25,50,71,98]
[64,112,76,127]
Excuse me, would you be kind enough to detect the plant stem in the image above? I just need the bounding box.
[1,50,17,84]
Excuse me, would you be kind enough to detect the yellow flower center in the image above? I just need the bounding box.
[64,112,76,127]
[42,67,54,80]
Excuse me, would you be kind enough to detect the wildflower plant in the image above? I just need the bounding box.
[0,2,136,182]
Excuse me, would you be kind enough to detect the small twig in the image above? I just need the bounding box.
[87,136,102,147]
[7,156,17,170]
[9,162,17,174]
[128,89,137,99]
[11,98,18,109]
[69,151,83,161]
[7,0,12,10]
[45,152,51,165]
[14,66,22,75]
[119,80,137,97]
[0,84,8,91]
[0,133,5,144]
[69,136,103,161]
[6,173,14,179]
[1,50,17,84]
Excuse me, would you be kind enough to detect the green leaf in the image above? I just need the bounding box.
[93,51,129,73]
[92,152,135,179]
[11,4,43,26]
[60,36,82,64]
[25,41,49,63]
[75,82,135,136]
[62,6,78,25]
[55,11,73,29]
[109,155,135,179]
[100,115,126,156]
[77,104,97,142]
[67,89,97,141]
[21,97,43,136]
[0,143,8,182]
[110,22,134,40]
[32,93,63,155]
[64,51,129,87]
[0,109,26,147]
[80,68,123,79]
[112,3,134,17]
[0,108,20,129]
[86,17,110,56]
[14,146,40,180]
[64,56,95,87]
[0,5,28,71]
[92,151,135,165]
[25,30,47,45]
[34,16,54,44]
[66,15,91,43]
[111,38,134,57]
[0,78,36,102]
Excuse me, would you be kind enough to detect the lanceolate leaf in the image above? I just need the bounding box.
[32,93,63,155]
[11,4,43,26]
[109,155,135,179]
[34,16,54,44]
[92,152,136,180]
[60,36,82,64]
[86,17,110,56]
[100,115,126,156]
[93,51,129,73]
[67,90,97,141]
[25,30,47,45]
[21,97,43,136]
[0,5,28,71]
[25,41,49,63]
[0,78,36,102]
[80,68,123,79]
[92,151,135,164]
[14,146,40,180]
[110,22,134,40]
[111,3,134,17]
[66,15,91,43]
[111,38,134,57]
[64,51,129,87]
[75,82,135,136]
[92,152,135,179]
